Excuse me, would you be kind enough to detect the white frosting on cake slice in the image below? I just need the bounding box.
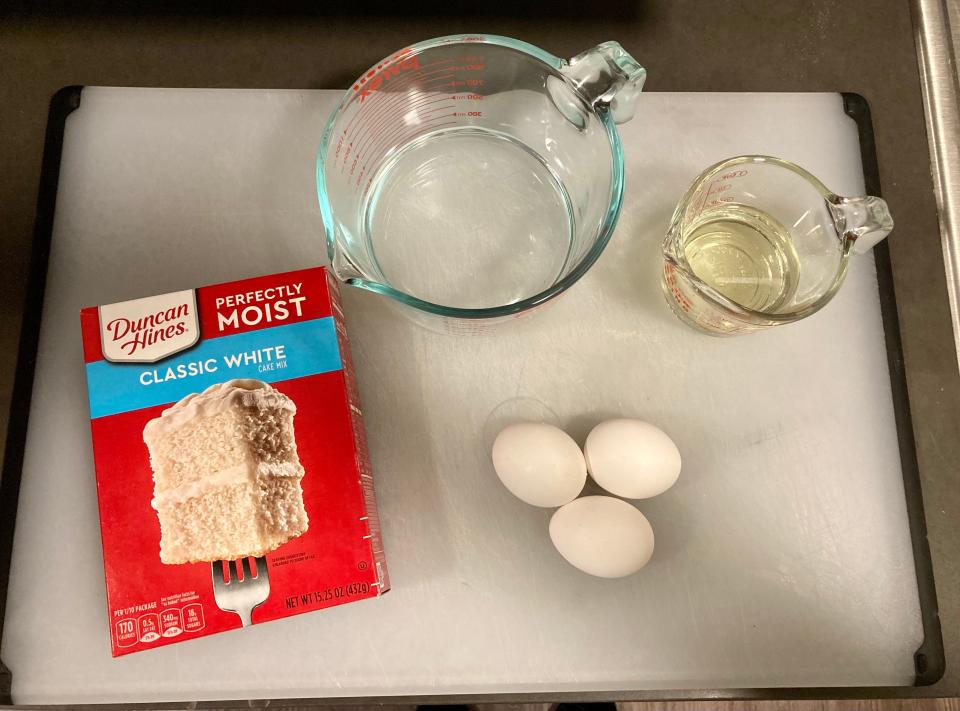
[144,378,296,437]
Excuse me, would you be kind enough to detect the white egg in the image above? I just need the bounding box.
[584,419,681,499]
[549,496,654,578]
[491,422,586,507]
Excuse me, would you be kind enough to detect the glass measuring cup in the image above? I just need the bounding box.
[317,34,645,332]
[662,155,894,336]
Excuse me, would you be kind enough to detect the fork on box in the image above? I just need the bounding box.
[211,556,270,627]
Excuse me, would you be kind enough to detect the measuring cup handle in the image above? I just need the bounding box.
[829,195,894,254]
[562,42,646,124]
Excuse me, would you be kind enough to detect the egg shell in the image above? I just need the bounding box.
[549,496,655,578]
[491,422,587,507]
[585,419,681,499]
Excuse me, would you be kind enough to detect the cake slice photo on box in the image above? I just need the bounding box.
[143,378,309,566]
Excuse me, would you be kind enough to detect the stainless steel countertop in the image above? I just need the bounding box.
[914,0,960,369]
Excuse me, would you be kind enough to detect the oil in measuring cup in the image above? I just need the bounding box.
[662,155,894,335]
[679,204,801,313]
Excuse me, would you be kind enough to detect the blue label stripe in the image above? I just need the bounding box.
[86,317,342,419]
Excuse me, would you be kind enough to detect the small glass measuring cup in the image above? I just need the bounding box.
[662,155,894,336]
[317,34,645,332]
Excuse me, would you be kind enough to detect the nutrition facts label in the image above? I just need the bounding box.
[114,603,204,648]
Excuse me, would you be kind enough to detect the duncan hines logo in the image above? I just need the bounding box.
[99,290,199,363]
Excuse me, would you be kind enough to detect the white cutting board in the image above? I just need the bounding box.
[1,88,923,704]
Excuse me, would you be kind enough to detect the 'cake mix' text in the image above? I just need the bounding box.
[214,283,306,332]
[105,302,191,357]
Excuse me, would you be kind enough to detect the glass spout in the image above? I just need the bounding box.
[561,41,646,123]
[828,195,894,254]
[329,241,366,284]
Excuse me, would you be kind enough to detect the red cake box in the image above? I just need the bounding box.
[80,266,389,656]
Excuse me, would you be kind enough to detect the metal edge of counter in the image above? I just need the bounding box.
[913,0,960,370]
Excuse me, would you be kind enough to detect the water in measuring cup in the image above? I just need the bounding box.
[363,127,575,309]
[681,204,801,313]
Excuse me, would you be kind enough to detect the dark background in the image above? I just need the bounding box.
[1,0,958,701]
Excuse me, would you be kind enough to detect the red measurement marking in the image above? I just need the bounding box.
[721,170,748,180]
[340,71,456,150]
[358,120,458,194]
[340,58,455,137]
[694,179,717,217]
[346,72,455,146]
[341,73,458,146]
[352,47,416,91]
[415,73,464,90]
[348,95,432,171]
[351,101,455,175]
[353,103,455,177]
[664,265,693,311]
[387,63,459,89]
[357,112,457,182]
[351,95,454,168]
[343,68,451,139]
[334,55,489,180]
[341,82,468,167]
[341,89,452,173]
[340,89,432,171]
[357,57,455,103]
[671,285,692,311]
[447,78,485,88]
[342,92,422,168]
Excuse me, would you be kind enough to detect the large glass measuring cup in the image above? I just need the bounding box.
[662,155,894,336]
[317,34,645,330]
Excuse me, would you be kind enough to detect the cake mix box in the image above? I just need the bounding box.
[80,266,389,656]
